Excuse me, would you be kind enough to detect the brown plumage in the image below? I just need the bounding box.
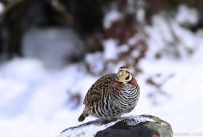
[78,66,140,123]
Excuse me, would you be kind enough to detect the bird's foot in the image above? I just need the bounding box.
[101,118,117,124]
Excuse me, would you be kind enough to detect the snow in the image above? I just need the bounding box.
[0,4,203,137]
[103,39,118,60]
[60,115,155,137]
[85,52,105,74]
[175,5,198,25]
[0,60,95,137]
[59,119,117,137]
[23,27,84,68]
[145,14,200,59]
[103,10,122,28]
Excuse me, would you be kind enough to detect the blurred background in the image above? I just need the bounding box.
[0,0,203,137]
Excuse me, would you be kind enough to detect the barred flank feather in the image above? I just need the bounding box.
[90,77,140,120]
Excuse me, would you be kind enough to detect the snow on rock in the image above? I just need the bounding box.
[60,115,172,137]
[60,119,117,137]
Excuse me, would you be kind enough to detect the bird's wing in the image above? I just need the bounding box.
[83,73,116,107]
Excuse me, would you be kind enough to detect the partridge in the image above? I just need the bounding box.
[78,66,140,123]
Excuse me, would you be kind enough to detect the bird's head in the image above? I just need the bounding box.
[116,66,132,82]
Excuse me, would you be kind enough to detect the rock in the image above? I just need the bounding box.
[60,114,173,137]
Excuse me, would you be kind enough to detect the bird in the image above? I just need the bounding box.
[78,66,140,123]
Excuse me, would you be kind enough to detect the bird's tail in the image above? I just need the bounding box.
[78,113,86,122]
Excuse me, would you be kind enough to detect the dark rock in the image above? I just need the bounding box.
[96,124,159,137]
[60,114,173,137]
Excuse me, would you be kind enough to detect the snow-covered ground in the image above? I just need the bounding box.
[0,4,203,137]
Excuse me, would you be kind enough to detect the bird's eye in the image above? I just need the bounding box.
[125,74,130,80]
